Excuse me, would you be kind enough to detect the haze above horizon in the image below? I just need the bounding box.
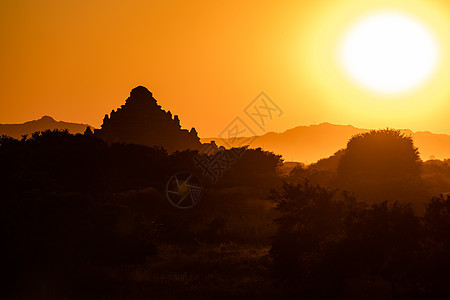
[2,0,450,137]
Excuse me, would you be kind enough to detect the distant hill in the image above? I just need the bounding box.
[202,123,450,163]
[0,116,91,139]
[94,86,203,152]
[4,114,450,163]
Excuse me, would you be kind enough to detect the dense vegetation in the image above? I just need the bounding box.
[271,181,450,298]
[2,128,450,298]
[0,130,282,298]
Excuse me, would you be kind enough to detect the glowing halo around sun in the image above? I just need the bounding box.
[295,0,450,129]
[338,12,439,94]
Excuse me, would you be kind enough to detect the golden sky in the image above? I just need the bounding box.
[2,0,450,137]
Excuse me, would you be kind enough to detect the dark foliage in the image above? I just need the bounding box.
[338,129,421,179]
[271,181,450,298]
[218,147,283,188]
[0,130,283,298]
[270,182,361,296]
[4,126,450,298]
[289,129,430,211]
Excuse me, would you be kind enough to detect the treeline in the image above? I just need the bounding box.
[5,128,449,298]
[270,181,450,298]
[0,130,282,194]
[289,129,431,212]
[0,129,282,297]
[272,129,450,298]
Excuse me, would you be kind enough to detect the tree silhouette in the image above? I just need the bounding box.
[335,129,428,208]
[270,181,425,298]
[421,194,450,296]
[342,201,422,298]
[338,129,421,179]
[270,181,359,296]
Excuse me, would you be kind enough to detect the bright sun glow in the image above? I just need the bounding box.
[339,12,439,94]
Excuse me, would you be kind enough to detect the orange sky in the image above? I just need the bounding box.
[2,0,450,137]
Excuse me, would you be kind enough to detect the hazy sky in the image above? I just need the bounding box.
[2,0,450,137]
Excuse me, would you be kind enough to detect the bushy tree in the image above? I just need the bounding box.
[342,201,422,297]
[421,195,450,296]
[217,147,283,188]
[270,181,359,296]
[270,181,423,298]
[335,129,428,208]
[338,129,421,179]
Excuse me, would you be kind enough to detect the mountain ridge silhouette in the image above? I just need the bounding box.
[0,116,91,138]
[2,92,450,162]
[202,122,450,163]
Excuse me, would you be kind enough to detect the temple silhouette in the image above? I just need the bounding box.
[95,86,203,152]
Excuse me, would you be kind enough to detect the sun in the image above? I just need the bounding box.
[338,12,439,94]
